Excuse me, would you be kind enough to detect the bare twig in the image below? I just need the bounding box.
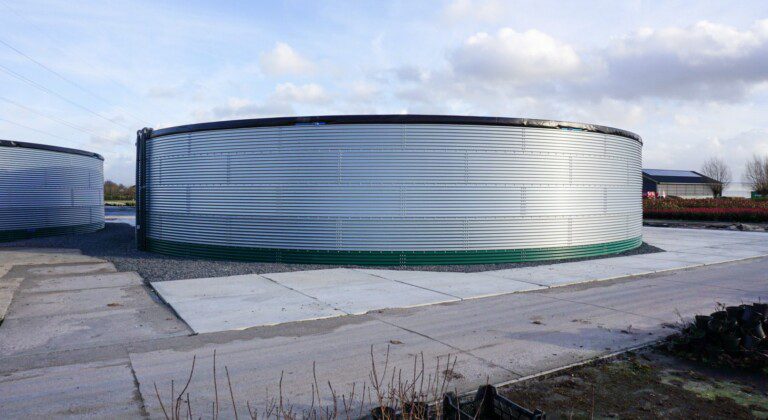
[154,382,170,420]
[213,350,220,420]
[175,355,196,420]
[225,366,239,420]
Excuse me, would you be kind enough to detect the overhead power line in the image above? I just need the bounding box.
[0,62,133,130]
[0,116,76,143]
[0,95,114,140]
[0,0,154,125]
[0,37,150,127]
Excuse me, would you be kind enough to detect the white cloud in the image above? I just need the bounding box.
[615,21,768,62]
[427,21,768,105]
[208,83,330,119]
[597,20,768,100]
[101,151,135,184]
[673,114,699,127]
[394,66,432,83]
[449,28,584,83]
[259,42,315,76]
[88,129,130,148]
[146,84,185,99]
[564,98,646,128]
[348,81,380,102]
[273,82,329,104]
[4,1,768,185]
[210,97,293,119]
[444,0,505,23]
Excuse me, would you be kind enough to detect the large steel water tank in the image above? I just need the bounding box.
[136,115,642,264]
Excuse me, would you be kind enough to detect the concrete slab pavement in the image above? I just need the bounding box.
[487,264,604,287]
[0,248,104,266]
[0,264,11,279]
[151,226,768,334]
[262,268,460,314]
[18,270,142,294]
[129,258,768,418]
[493,255,676,286]
[129,316,509,418]
[153,274,345,334]
[0,359,145,418]
[0,267,190,357]
[0,307,187,356]
[25,262,116,277]
[5,285,155,319]
[152,274,283,301]
[358,269,543,298]
[636,251,728,265]
[1,239,767,418]
[0,257,114,322]
[370,292,665,377]
[0,277,23,322]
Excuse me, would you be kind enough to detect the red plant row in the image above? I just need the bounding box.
[644,208,768,222]
[643,197,768,211]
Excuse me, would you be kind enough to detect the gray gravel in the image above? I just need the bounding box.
[2,223,663,282]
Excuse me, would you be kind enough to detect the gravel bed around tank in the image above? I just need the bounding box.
[1,223,663,282]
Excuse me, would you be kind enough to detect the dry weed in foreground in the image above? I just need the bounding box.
[153,346,459,419]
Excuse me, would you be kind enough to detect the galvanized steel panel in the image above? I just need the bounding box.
[144,122,642,255]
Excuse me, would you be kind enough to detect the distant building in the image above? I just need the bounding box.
[642,169,718,198]
[723,182,752,198]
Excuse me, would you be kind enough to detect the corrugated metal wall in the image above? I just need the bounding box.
[658,183,713,199]
[145,123,641,255]
[0,146,104,239]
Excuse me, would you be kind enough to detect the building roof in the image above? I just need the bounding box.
[642,169,718,184]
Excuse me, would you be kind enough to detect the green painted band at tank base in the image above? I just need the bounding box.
[145,236,643,265]
[0,222,104,242]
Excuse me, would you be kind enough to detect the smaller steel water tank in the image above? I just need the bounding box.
[0,140,104,241]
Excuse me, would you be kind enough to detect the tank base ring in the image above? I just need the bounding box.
[145,236,642,265]
[0,222,104,242]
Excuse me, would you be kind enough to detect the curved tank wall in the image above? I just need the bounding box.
[0,140,104,242]
[136,115,642,265]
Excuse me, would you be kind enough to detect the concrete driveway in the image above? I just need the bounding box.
[0,228,767,418]
[153,227,768,334]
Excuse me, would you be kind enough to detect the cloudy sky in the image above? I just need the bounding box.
[1,0,767,185]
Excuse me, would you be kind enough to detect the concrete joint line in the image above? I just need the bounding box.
[489,254,768,298]
[0,329,186,363]
[537,294,669,323]
[18,284,141,294]
[677,248,768,258]
[660,276,768,294]
[370,315,523,377]
[356,269,465,301]
[145,283,196,335]
[128,356,151,419]
[686,255,768,266]
[260,274,355,315]
[481,273,548,288]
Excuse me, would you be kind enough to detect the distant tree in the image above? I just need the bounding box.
[745,155,768,195]
[700,157,731,197]
[103,180,135,201]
